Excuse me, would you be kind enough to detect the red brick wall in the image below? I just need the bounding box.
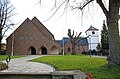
[63,41,89,54]
[6,17,60,55]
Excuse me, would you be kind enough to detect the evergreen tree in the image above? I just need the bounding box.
[96,43,101,51]
[101,20,109,51]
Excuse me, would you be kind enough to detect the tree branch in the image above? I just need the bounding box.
[44,0,68,21]
[2,24,14,36]
[81,0,94,10]
[96,0,108,17]
[71,0,94,10]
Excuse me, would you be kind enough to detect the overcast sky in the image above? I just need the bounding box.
[3,0,119,43]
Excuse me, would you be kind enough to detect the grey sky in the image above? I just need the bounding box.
[3,0,120,43]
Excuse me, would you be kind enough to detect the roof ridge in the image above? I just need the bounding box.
[86,25,98,32]
[31,17,55,41]
[6,18,31,40]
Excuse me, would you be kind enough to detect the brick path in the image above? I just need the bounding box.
[1,55,55,73]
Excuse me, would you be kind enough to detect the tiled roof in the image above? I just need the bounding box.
[55,40,63,46]
[56,37,69,46]
[86,26,98,32]
[56,37,88,46]
[77,37,89,46]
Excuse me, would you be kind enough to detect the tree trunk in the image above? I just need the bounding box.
[71,39,76,54]
[107,0,120,66]
[0,26,2,51]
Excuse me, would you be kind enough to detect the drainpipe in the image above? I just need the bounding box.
[11,32,14,56]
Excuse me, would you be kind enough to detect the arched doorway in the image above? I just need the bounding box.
[41,46,47,55]
[30,46,36,55]
[50,46,59,54]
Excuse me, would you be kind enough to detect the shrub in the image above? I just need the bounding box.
[0,62,7,70]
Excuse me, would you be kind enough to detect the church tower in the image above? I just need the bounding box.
[86,26,99,50]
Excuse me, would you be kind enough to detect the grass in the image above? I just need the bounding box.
[31,54,120,79]
[0,55,25,61]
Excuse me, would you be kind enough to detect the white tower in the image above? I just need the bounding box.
[86,26,99,50]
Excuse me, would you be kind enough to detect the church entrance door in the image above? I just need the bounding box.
[30,47,36,55]
[41,47,47,55]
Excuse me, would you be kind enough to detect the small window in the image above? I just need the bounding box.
[20,35,24,40]
[68,47,70,52]
[92,31,95,34]
[26,35,28,40]
[29,35,33,40]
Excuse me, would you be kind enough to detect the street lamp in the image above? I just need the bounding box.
[87,35,91,57]
[11,32,14,56]
[62,38,64,56]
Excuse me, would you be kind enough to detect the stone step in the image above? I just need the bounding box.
[0,70,86,79]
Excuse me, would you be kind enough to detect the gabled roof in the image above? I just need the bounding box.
[31,17,55,40]
[77,37,88,46]
[55,40,62,46]
[56,37,88,46]
[56,37,69,46]
[7,17,55,41]
[6,18,31,40]
[62,37,69,45]
[86,26,98,32]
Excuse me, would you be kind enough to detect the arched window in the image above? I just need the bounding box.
[67,47,70,52]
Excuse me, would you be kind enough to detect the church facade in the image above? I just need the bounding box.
[6,17,61,55]
[6,17,98,55]
[56,37,89,54]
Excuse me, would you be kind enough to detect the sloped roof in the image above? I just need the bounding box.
[77,37,88,46]
[31,17,55,40]
[86,26,98,32]
[62,37,69,45]
[7,17,55,41]
[56,37,69,46]
[55,40,62,46]
[56,37,88,46]
[6,18,31,40]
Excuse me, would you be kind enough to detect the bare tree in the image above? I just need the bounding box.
[41,0,120,66]
[0,0,14,50]
[68,29,82,54]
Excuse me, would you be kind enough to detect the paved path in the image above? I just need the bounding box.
[91,55,107,58]
[1,55,55,73]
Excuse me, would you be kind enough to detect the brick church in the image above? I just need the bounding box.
[6,17,89,55]
[6,17,61,55]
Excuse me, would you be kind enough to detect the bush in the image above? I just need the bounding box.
[0,62,7,70]
[0,51,6,55]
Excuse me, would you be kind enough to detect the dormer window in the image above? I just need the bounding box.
[92,31,95,34]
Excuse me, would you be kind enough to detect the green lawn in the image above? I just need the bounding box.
[0,55,25,61]
[31,55,120,79]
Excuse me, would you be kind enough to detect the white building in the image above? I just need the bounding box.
[85,26,99,50]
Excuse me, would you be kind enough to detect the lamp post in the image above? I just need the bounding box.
[11,32,14,56]
[62,27,65,56]
[89,36,91,57]
[62,38,64,56]
[87,35,91,57]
